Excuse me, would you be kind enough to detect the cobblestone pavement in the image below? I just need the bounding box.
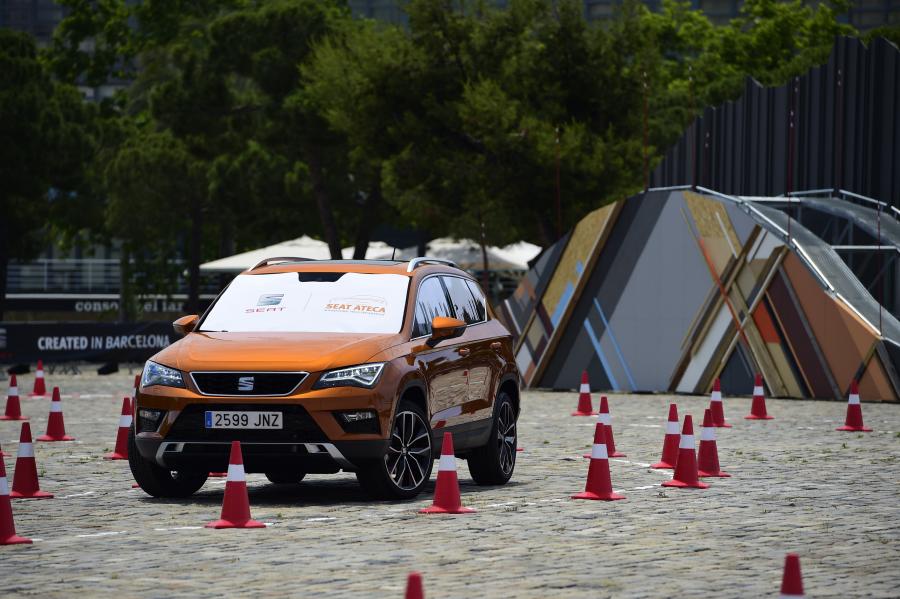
[1,369,899,598]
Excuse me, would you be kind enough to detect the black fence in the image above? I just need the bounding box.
[651,36,900,204]
[0,322,176,364]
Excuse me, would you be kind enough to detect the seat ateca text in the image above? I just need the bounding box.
[129,258,521,499]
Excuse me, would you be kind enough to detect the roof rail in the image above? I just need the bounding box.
[250,256,312,270]
[406,256,458,272]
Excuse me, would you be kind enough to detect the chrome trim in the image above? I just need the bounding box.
[188,371,309,397]
[407,256,458,272]
[156,441,353,469]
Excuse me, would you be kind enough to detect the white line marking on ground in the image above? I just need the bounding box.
[628,424,662,428]
[61,491,95,499]
[305,517,337,522]
[76,531,128,538]
[485,501,518,508]
[632,485,657,490]
[154,526,204,531]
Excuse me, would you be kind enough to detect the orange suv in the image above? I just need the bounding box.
[129,257,520,499]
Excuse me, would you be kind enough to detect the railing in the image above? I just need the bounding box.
[6,259,223,295]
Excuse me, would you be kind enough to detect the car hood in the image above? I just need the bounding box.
[152,331,404,373]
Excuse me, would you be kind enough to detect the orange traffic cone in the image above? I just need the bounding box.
[36,387,74,441]
[780,553,805,597]
[698,409,730,477]
[30,360,47,396]
[1,374,27,421]
[420,432,475,514]
[205,441,265,529]
[651,403,680,469]
[583,396,625,458]
[0,459,32,545]
[709,377,731,427]
[0,440,5,458]
[405,572,424,599]
[11,422,53,499]
[837,380,872,432]
[745,373,773,420]
[572,371,597,416]
[572,423,625,501]
[662,415,709,489]
[103,397,132,460]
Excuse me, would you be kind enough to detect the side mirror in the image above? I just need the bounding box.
[173,314,199,337]
[427,316,466,347]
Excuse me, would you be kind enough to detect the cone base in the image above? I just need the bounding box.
[0,416,27,421]
[205,518,266,529]
[516,447,524,452]
[571,411,598,416]
[571,490,625,501]
[662,479,709,489]
[0,534,33,545]
[711,422,732,428]
[208,472,227,477]
[36,435,75,441]
[132,483,140,488]
[699,470,731,477]
[103,452,128,460]
[650,462,674,469]
[28,394,47,398]
[836,425,872,432]
[10,490,54,499]
[744,414,773,420]
[609,451,627,457]
[419,505,476,514]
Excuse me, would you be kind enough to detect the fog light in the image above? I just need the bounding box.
[335,410,379,434]
[137,408,165,433]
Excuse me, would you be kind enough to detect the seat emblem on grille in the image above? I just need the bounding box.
[238,376,255,391]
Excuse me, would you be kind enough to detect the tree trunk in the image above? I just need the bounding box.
[537,213,556,247]
[352,178,383,260]
[118,246,137,322]
[187,198,202,314]
[306,148,343,259]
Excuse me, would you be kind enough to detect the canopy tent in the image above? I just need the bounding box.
[371,238,540,271]
[199,236,336,273]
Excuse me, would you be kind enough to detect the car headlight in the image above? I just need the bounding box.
[315,363,385,389]
[141,360,185,389]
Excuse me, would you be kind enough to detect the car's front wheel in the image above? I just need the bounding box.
[128,428,209,498]
[356,399,433,499]
[467,390,517,485]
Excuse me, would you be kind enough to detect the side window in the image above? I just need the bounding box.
[412,277,454,337]
[443,276,484,325]
[464,279,487,323]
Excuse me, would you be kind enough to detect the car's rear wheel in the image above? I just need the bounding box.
[265,471,306,485]
[128,428,209,498]
[468,390,517,485]
[356,399,433,499]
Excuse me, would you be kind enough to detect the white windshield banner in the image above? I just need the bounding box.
[201,272,409,335]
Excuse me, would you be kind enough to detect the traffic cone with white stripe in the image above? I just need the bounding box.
[29,360,47,396]
[698,409,730,477]
[0,440,5,458]
[1,375,27,421]
[745,373,773,420]
[837,380,872,432]
[780,553,805,597]
[572,371,597,416]
[104,398,132,460]
[651,403,680,469]
[205,441,265,529]
[709,378,731,427]
[583,396,625,458]
[405,572,424,599]
[36,387,74,441]
[0,459,32,545]
[573,423,625,501]
[420,432,475,514]
[11,422,53,499]
[662,415,709,489]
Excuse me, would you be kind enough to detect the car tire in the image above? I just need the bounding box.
[356,399,433,500]
[467,390,517,485]
[128,427,209,498]
[265,472,306,485]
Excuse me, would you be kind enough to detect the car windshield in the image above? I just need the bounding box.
[199,272,410,334]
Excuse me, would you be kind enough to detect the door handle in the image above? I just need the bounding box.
[458,348,470,357]
[490,342,502,351]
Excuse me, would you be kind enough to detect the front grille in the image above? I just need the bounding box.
[167,403,327,442]
[190,372,307,396]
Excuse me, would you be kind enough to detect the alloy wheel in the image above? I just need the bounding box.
[385,410,432,491]
[497,401,517,475]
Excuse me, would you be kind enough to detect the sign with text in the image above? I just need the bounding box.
[0,322,175,363]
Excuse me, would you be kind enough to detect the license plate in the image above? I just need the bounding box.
[204,411,283,429]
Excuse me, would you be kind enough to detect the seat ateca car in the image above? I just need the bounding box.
[129,257,520,499]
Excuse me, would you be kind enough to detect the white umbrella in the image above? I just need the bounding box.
[375,238,529,271]
[200,235,337,273]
